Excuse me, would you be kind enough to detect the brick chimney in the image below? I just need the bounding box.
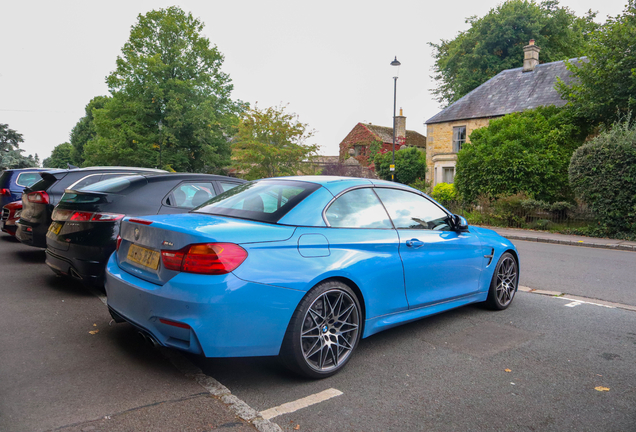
[523,39,540,72]
[395,108,406,144]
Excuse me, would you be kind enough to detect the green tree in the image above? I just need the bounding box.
[70,96,110,166]
[0,124,39,170]
[569,116,636,234]
[558,1,636,126]
[455,106,588,203]
[43,143,75,168]
[430,0,597,106]
[84,6,244,172]
[231,105,319,180]
[373,147,426,185]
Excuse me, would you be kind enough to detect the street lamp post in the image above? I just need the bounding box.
[390,56,401,182]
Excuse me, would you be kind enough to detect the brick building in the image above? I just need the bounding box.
[338,110,426,167]
[425,40,585,186]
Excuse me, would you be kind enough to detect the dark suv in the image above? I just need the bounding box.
[0,168,49,208]
[45,173,245,286]
[16,167,165,248]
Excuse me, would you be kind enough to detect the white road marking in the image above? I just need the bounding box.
[88,287,283,431]
[558,297,616,309]
[260,388,343,420]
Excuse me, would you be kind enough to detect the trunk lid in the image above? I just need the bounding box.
[117,213,295,285]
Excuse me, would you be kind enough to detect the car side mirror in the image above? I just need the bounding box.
[453,214,469,232]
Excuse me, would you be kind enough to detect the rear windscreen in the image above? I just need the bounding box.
[59,193,104,204]
[193,179,320,223]
[16,172,42,187]
[26,173,62,192]
[79,176,142,194]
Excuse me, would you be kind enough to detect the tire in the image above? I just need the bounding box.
[485,252,518,310]
[281,280,362,379]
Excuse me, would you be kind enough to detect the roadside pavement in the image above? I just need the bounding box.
[486,226,636,252]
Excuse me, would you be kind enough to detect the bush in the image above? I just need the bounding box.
[431,182,457,204]
[455,106,589,203]
[374,147,426,185]
[569,116,636,234]
[408,178,431,194]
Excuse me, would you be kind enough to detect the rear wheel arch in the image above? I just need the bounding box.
[315,276,366,325]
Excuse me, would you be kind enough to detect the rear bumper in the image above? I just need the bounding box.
[45,247,106,286]
[105,253,305,358]
[16,220,48,247]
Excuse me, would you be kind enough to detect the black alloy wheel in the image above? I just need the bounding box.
[485,251,518,310]
[281,280,362,379]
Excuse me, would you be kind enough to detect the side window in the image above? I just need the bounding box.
[325,188,392,229]
[165,182,216,208]
[100,173,131,181]
[15,172,42,187]
[375,188,451,231]
[219,181,242,192]
[70,174,104,190]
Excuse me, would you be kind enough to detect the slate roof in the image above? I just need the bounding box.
[362,123,427,148]
[425,58,586,124]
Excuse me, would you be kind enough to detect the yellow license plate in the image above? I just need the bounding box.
[127,244,160,270]
[48,222,62,235]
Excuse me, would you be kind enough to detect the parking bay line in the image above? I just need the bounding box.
[260,388,343,420]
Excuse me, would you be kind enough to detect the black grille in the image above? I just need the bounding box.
[1,207,9,222]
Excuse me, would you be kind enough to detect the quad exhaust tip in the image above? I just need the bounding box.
[137,331,159,348]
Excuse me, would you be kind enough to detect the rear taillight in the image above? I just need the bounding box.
[161,243,247,275]
[26,191,49,204]
[69,211,93,222]
[116,235,122,251]
[51,208,74,221]
[0,188,10,196]
[51,208,124,223]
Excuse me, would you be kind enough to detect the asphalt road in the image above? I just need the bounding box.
[0,235,256,432]
[1,235,635,432]
[190,291,636,431]
[512,240,636,306]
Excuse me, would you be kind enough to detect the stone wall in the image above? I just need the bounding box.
[425,117,493,183]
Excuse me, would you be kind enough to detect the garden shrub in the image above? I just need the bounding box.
[569,117,636,234]
[431,182,457,204]
[455,106,589,203]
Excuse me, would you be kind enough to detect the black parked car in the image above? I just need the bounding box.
[45,172,245,286]
[16,167,165,248]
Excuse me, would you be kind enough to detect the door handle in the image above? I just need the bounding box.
[406,239,424,248]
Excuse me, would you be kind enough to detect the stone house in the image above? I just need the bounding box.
[425,40,584,186]
[338,110,427,167]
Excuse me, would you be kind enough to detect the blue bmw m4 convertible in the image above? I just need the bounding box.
[105,176,519,378]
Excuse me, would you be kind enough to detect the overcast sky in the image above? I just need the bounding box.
[0,0,628,161]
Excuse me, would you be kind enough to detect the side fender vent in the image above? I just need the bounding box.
[484,248,495,266]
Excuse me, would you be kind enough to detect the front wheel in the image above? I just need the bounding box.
[485,252,518,310]
[281,281,362,379]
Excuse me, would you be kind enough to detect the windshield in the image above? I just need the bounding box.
[193,179,320,223]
